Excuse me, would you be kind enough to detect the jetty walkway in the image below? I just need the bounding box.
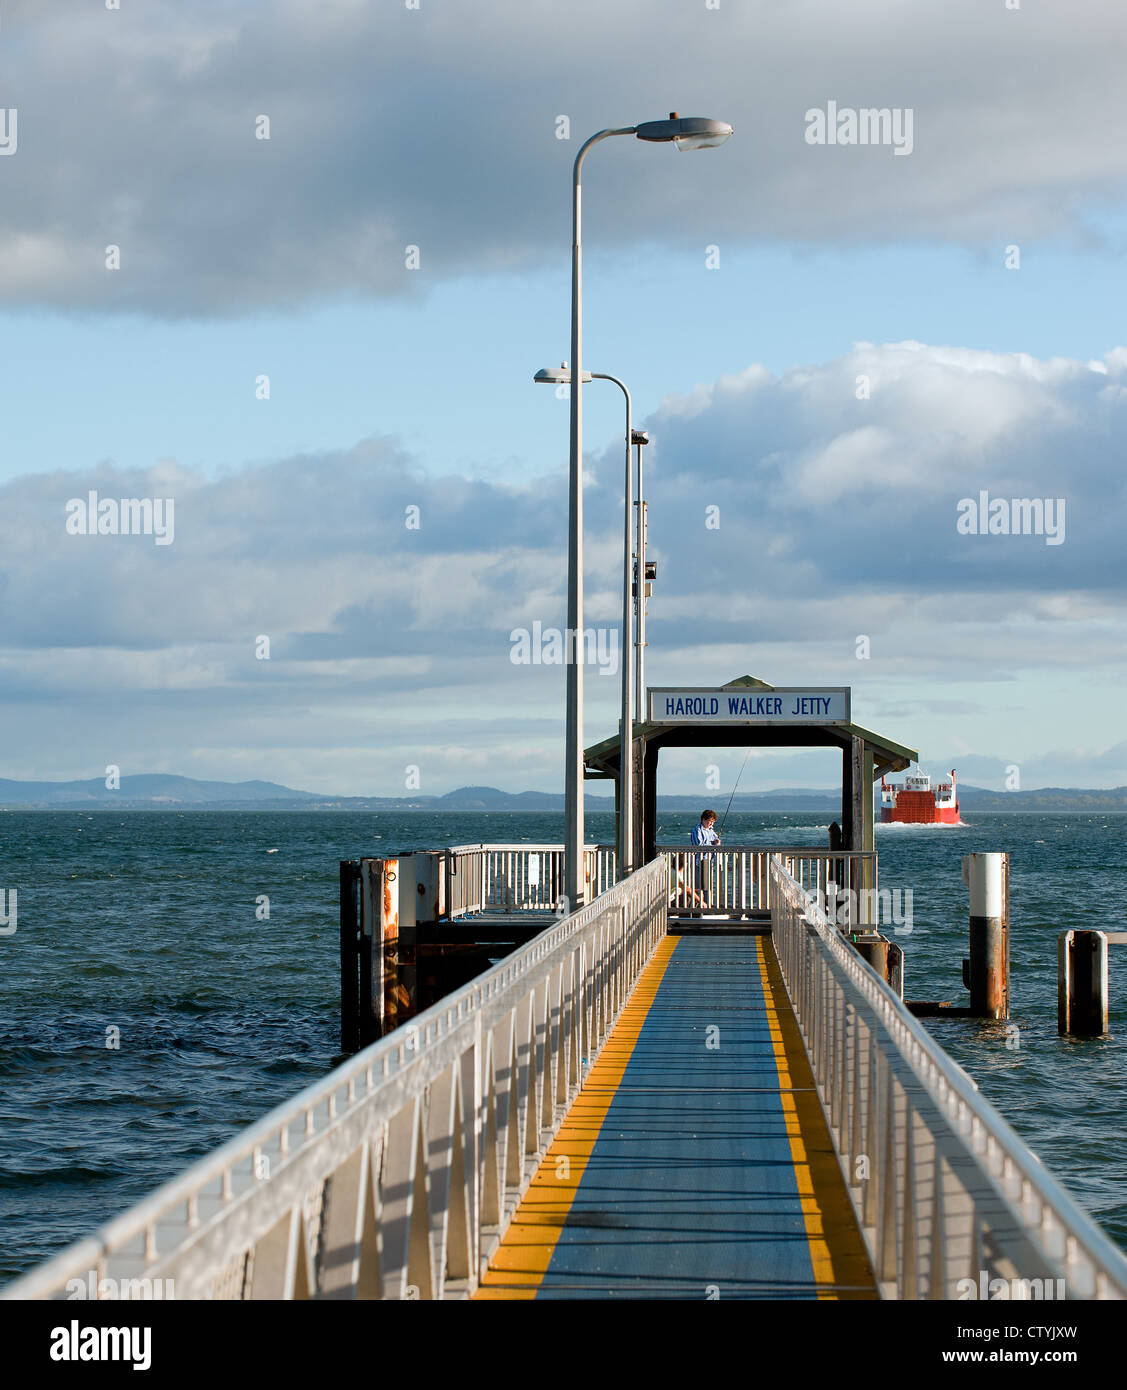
[477,932,874,1299]
[5,848,1127,1301]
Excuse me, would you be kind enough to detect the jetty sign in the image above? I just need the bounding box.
[648,686,850,725]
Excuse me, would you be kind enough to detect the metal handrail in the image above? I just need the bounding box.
[4,858,669,1301]
[663,845,876,918]
[444,843,617,916]
[770,856,1127,1300]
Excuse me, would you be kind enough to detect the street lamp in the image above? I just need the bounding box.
[536,364,634,876]
[562,113,733,909]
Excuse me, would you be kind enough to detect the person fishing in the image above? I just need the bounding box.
[687,809,721,908]
[692,809,721,849]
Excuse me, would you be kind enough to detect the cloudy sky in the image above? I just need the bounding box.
[2,0,1126,796]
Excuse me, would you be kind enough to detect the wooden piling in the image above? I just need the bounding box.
[853,935,890,982]
[962,853,1009,1020]
[1058,929,1109,1037]
[850,934,904,999]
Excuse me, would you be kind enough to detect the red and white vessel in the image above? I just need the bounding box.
[880,768,961,825]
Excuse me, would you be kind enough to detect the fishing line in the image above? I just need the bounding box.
[718,749,752,837]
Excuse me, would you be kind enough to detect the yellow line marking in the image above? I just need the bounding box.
[755,934,878,1300]
[474,935,680,1299]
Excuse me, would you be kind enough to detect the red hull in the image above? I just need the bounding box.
[881,790,960,824]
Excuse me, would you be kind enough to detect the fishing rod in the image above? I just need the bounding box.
[718,749,753,838]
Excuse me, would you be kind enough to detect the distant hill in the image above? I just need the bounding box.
[0,774,318,808]
[956,785,1127,812]
[1,775,1126,812]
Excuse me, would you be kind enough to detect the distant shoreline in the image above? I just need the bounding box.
[3,802,1126,815]
[3,773,1127,815]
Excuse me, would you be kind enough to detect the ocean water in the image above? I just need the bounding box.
[1,808,1124,1286]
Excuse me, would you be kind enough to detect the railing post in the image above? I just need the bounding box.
[877,1060,899,1287]
[862,1026,879,1230]
[828,981,841,1136]
[848,1003,861,1171]
[929,1152,948,1301]
[902,1100,919,1299]
[817,955,828,1094]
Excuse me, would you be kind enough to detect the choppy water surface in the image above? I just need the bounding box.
[1,809,1124,1283]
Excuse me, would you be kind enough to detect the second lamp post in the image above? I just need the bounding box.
[536,364,634,876]
[561,113,732,907]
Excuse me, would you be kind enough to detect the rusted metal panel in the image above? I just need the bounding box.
[400,852,442,929]
[379,858,411,1033]
[357,857,404,1039]
[380,858,399,944]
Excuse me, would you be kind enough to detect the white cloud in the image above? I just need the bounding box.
[2,340,1126,789]
[4,0,1127,315]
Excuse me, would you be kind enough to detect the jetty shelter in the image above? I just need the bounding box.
[583,675,918,868]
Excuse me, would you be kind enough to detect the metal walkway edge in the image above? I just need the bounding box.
[476,934,877,1299]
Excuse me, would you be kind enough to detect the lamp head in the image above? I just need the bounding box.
[634,112,733,150]
[534,364,593,384]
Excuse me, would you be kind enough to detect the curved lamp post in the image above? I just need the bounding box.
[536,364,634,876]
[561,114,732,906]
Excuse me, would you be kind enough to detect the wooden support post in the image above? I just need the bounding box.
[962,853,1009,1020]
[841,744,855,851]
[1058,929,1109,1037]
[849,737,865,860]
[340,860,361,1054]
[860,749,876,924]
